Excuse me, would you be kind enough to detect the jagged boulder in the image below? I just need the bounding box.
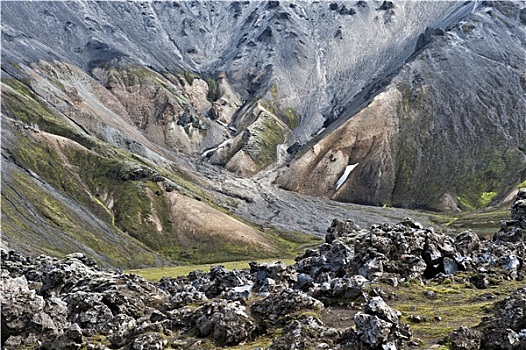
[337,296,412,349]
[1,270,69,349]
[511,188,526,224]
[103,314,137,347]
[61,292,114,336]
[354,313,393,347]
[455,230,481,256]
[250,261,297,294]
[41,323,84,350]
[268,316,340,350]
[158,272,209,307]
[206,265,253,298]
[479,287,526,350]
[449,326,482,350]
[311,274,369,302]
[325,219,364,244]
[251,289,324,327]
[350,220,456,280]
[330,275,370,300]
[130,333,167,350]
[1,249,172,349]
[195,300,258,346]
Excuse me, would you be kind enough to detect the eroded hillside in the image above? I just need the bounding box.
[2,1,525,266]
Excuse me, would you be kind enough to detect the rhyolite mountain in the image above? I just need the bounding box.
[1,1,525,268]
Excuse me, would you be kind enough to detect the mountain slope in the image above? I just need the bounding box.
[276,2,526,211]
[1,79,283,267]
[2,1,525,267]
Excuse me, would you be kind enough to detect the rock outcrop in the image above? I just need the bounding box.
[478,287,526,350]
[3,190,524,348]
[293,190,526,287]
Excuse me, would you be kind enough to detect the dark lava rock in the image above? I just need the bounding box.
[1,250,172,349]
[449,286,526,350]
[327,275,369,300]
[41,323,84,350]
[479,287,526,350]
[1,270,69,348]
[326,219,363,244]
[378,1,394,11]
[250,261,297,294]
[450,326,482,350]
[251,289,323,327]
[455,230,481,256]
[268,316,339,350]
[195,300,257,346]
[130,333,167,350]
[338,296,411,349]
[511,188,526,223]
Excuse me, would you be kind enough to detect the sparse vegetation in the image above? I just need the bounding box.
[183,70,197,85]
[206,78,221,101]
[261,85,300,130]
[2,79,98,150]
[479,191,497,207]
[379,277,524,347]
[428,206,509,238]
[462,23,475,34]
[127,258,296,281]
[246,113,286,172]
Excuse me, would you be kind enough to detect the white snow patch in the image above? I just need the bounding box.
[335,163,359,190]
[201,139,232,157]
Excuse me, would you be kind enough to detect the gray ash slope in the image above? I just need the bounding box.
[2,1,490,147]
[1,1,526,266]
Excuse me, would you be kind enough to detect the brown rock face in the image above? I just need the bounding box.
[276,87,401,206]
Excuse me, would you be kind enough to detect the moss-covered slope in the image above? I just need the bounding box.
[0,66,292,268]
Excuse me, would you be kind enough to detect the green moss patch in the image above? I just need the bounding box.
[2,79,98,150]
[379,277,524,347]
[261,85,300,130]
[127,258,296,281]
[245,112,286,172]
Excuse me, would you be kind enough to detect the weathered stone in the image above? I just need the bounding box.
[41,323,84,350]
[252,289,323,327]
[493,227,523,243]
[455,230,481,256]
[511,189,526,222]
[131,333,167,350]
[195,300,257,346]
[103,314,137,346]
[354,313,392,347]
[250,261,297,293]
[269,316,339,350]
[450,326,482,350]
[326,219,362,244]
[365,297,400,324]
[330,275,369,300]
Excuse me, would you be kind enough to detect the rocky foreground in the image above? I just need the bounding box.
[2,190,526,349]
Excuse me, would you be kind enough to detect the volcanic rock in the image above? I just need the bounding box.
[449,326,482,350]
[195,300,257,346]
[268,316,339,350]
[251,289,324,327]
[479,287,526,350]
